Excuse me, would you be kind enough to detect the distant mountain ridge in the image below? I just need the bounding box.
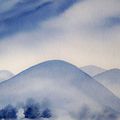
[94,68,120,81]
[81,65,106,76]
[94,68,120,98]
[0,70,14,83]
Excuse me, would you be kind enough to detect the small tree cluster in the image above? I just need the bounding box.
[24,99,41,119]
[0,99,52,119]
[41,108,52,118]
[0,105,17,119]
[24,99,52,119]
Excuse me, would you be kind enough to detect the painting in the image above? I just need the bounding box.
[0,0,120,120]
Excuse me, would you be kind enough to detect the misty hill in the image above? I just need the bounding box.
[0,60,120,114]
[0,70,14,83]
[94,68,120,98]
[81,65,106,76]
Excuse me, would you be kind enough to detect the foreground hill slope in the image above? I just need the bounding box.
[0,60,120,113]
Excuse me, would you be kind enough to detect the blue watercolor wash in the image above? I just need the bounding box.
[104,16,120,28]
[0,0,79,39]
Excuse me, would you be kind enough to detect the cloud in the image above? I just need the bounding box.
[0,0,79,38]
[0,0,120,73]
[0,0,19,13]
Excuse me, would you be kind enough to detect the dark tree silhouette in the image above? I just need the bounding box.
[24,99,41,119]
[0,105,17,119]
[41,108,52,118]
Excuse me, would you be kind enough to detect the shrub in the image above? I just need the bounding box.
[24,99,41,119]
[41,108,52,118]
[0,105,17,119]
[0,109,4,119]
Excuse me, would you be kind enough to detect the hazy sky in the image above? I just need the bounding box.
[0,0,120,73]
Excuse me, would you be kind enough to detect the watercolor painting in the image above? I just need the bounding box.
[0,0,120,120]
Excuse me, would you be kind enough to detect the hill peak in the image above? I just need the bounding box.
[81,65,105,76]
[94,68,120,77]
[0,70,14,82]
